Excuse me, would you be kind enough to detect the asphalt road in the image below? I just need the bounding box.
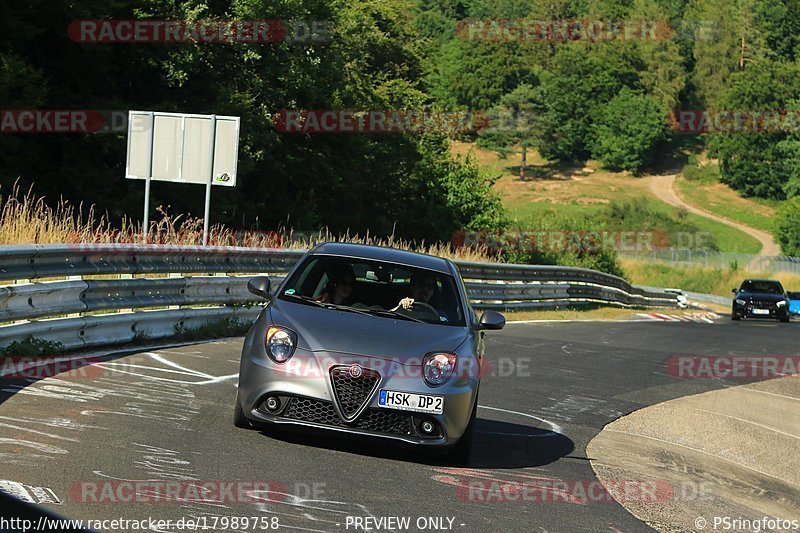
[1,317,798,533]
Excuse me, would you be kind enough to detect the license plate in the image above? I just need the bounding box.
[752,309,770,315]
[378,389,444,414]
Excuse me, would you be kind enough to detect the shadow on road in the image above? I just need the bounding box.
[256,417,574,469]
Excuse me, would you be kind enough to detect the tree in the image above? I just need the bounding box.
[774,196,800,256]
[708,60,800,198]
[688,0,747,107]
[591,88,670,173]
[533,45,644,162]
[425,39,535,110]
[476,83,541,180]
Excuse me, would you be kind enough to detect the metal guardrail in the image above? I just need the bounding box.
[0,244,678,351]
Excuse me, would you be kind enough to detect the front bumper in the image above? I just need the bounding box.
[732,303,788,319]
[238,344,478,447]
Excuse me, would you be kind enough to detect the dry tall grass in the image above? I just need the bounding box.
[0,183,495,262]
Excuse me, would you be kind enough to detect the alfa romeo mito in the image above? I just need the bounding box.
[234,243,505,462]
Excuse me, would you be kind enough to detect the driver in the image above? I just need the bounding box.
[392,273,447,321]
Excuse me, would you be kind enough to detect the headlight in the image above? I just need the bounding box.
[777,300,787,307]
[735,299,746,306]
[266,326,296,363]
[423,352,457,387]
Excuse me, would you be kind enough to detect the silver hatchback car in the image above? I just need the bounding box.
[234,243,505,462]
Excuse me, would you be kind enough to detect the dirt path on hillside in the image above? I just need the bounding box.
[647,174,781,256]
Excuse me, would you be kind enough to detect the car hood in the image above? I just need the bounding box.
[735,292,787,301]
[269,300,470,362]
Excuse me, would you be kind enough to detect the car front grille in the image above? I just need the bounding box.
[329,365,381,420]
[281,396,412,436]
[749,299,777,309]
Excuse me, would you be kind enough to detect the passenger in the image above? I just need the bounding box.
[317,263,355,305]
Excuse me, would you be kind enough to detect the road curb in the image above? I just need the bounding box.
[587,376,800,531]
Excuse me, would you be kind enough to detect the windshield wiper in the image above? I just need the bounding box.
[281,293,327,307]
[361,308,425,323]
[282,294,424,321]
[282,294,373,316]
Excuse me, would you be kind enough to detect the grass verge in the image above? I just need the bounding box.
[501,306,651,322]
[621,258,800,297]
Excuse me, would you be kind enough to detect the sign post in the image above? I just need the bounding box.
[125,111,240,245]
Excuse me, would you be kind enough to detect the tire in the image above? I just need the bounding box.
[731,314,741,321]
[780,316,790,323]
[234,389,251,429]
[448,396,478,465]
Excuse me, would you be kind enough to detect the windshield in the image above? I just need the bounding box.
[278,254,466,326]
[739,280,785,294]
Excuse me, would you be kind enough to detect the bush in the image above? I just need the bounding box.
[682,156,721,183]
[774,196,800,256]
[597,197,719,251]
[174,317,251,341]
[0,336,65,358]
[404,135,510,240]
[498,213,626,278]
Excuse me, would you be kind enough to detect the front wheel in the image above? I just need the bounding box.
[234,389,252,429]
[731,314,741,321]
[448,396,477,465]
[780,316,790,323]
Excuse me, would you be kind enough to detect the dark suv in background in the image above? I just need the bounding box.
[732,279,790,322]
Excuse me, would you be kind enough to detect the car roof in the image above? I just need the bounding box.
[308,242,452,274]
[742,279,783,283]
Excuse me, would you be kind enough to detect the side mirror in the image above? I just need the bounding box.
[247,276,272,300]
[477,310,506,330]
[731,288,737,294]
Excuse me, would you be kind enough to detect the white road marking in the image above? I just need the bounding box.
[478,405,563,435]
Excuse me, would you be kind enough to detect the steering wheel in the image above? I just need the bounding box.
[408,301,441,321]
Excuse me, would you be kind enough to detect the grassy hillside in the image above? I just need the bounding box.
[675,168,779,234]
[453,142,763,254]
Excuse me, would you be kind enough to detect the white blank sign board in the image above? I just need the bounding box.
[126,111,239,187]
